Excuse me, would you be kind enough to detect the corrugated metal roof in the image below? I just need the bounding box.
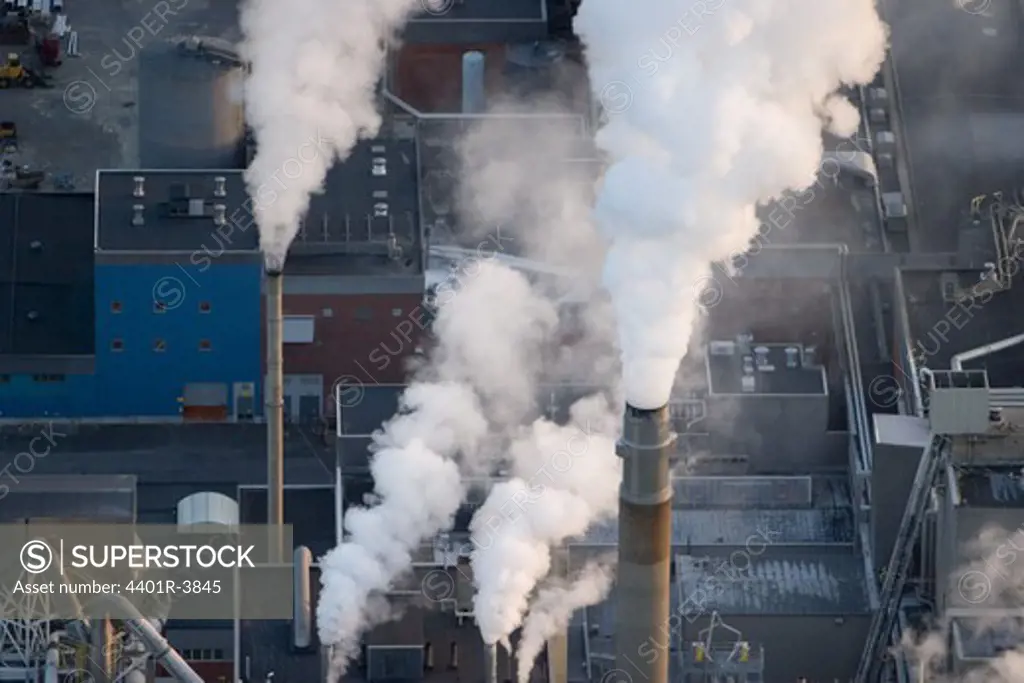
[673,476,813,508]
[675,553,871,615]
[575,508,854,547]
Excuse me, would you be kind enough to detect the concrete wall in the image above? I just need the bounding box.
[871,440,923,572]
[682,613,869,683]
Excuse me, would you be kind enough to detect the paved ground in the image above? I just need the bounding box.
[2,0,238,189]
[886,0,1024,252]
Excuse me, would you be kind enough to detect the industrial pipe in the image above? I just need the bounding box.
[484,643,498,683]
[950,332,1024,371]
[45,630,65,683]
[615,404,675,683]
[265,254,285,562]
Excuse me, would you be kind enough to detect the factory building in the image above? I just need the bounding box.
[95,170,263,419]
[274,137,425,421]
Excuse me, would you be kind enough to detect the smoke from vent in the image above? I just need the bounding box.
[516,562,615,683]
[470,395,620,646]
[316,261,562,680]
[574,0,888,409]
[239,0,424,260]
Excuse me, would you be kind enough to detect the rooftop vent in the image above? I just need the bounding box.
[188,198,205,217]
[133,176,145,198]
[29,240,42,251]
[213,176,226,197]
[26,310,39,321]
[372,157,387,177]
[785,346,801,369]
[374,202,389,218]
[213,204,226,227]
[132,204,145,227]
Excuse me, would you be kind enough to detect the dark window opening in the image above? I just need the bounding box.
[199,301,212,313]
[33,374,65,383]
[154,339,166,352]
[111,339,124,352]
[111,301,123,314]
[154,301,167,313]
[199,339,212,351]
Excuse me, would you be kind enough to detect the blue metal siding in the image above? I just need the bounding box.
[95,263,262,416]
[0,374,95,418]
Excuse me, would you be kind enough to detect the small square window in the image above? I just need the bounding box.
[153,339,166,352]
[111,339,124,352]
[154,301,167,314]
[199,339,212,351]
[392,308,403,317]
[213,649,224,660]
[354,306,372,321]
[111,301,123,314]
[199,301,211,313]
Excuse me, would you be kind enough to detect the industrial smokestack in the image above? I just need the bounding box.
[484,643,498,683]
[265,253,285,562]
[615,404,675,683]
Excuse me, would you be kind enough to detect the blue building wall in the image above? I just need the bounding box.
[0,374,96,418]
[93,263,263,417]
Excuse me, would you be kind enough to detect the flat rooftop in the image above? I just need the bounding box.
[675,553,873,615]
[706,341,828,395]
[0,193,95,357]
[888,0,1024,252]
[897,269,1024,385]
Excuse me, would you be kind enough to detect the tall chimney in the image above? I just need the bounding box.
[484,643,498,683]
[265,253,285,562]
[615,404,675,683]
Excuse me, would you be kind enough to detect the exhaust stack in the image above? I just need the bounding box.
[484,643,498,683]
[265,254,285,562]
[615,404,675,683]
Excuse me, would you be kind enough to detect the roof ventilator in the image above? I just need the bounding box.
[213,204,226,228]
[133,176,145,198]
[188,198,205,217]
[132,204,145,227]
[213,176,226,197]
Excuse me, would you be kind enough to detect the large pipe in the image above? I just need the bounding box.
[615,404,675,683]
[293,546,313,649]
[265,254,285,562]
[951,332,1024,371]
[45,631,65,683]
[124,618,203,683]
[461,51,486,114]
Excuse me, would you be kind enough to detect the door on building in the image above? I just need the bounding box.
[233,382,255,421]
[283,374,323,424]
[182,382,228,421]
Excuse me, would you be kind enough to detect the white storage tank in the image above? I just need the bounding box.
[177,491,239,532]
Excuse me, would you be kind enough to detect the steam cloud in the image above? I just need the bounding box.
[516,562,615,683]
[470,395,620,646]
[316,261,561,680]
[239,0,424,259]
[574,0,888,409]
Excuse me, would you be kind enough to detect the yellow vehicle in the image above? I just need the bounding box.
[0,53,41,89]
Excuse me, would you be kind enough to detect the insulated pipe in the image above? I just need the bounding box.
[951,332,1024,371]
[265,254,285,562]
[615,404,675,683]
[45,630,65,683]
[484,643,498,683]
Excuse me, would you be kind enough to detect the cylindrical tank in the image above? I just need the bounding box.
[139,44,245,169]
[461,51,486,114]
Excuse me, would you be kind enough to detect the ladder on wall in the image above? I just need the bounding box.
[854,434,948,683]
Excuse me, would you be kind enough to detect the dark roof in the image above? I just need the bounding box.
[0,474,136,522]
[706,342,828,395]
[404,0,547,43]
[889,0,1024,252]
[337,385,404,435]
[952,617,1024,659]
[286,138,423,277]
[96,170,258,252]
[239,486,337,557]
[897,269,1024,386]
[0,193,95,357]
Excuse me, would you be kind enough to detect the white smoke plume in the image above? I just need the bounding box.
[239,0,424,259]
[470,394,621,646]
[517,562,615,683]
[574,0,888,409]
[316,260,561,680]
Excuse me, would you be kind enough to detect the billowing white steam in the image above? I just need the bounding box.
[575,0,888,408]
[316,261,560,678]
[239,0,424,258]
[470,395,620,646]
[517,562,615,683]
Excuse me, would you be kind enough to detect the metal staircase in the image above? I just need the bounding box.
[854,434,949,683]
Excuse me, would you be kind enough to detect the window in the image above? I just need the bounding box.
[283,315,315,343]
[199,301,211,313]
[111,339,124,352]
[153,300,167,313]
[111,301,123,314]
[199,339,212,351]
[33,374,65,383]
[391,308,403,317]
[354,306,372,321]
[153,339,166,352]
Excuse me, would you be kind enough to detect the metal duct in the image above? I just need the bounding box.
[265,254,285,562]
[615,404,676,683]
[44,631,64,683]
[293,546,313,649]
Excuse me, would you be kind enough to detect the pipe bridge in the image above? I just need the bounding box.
[732,245,989,280]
